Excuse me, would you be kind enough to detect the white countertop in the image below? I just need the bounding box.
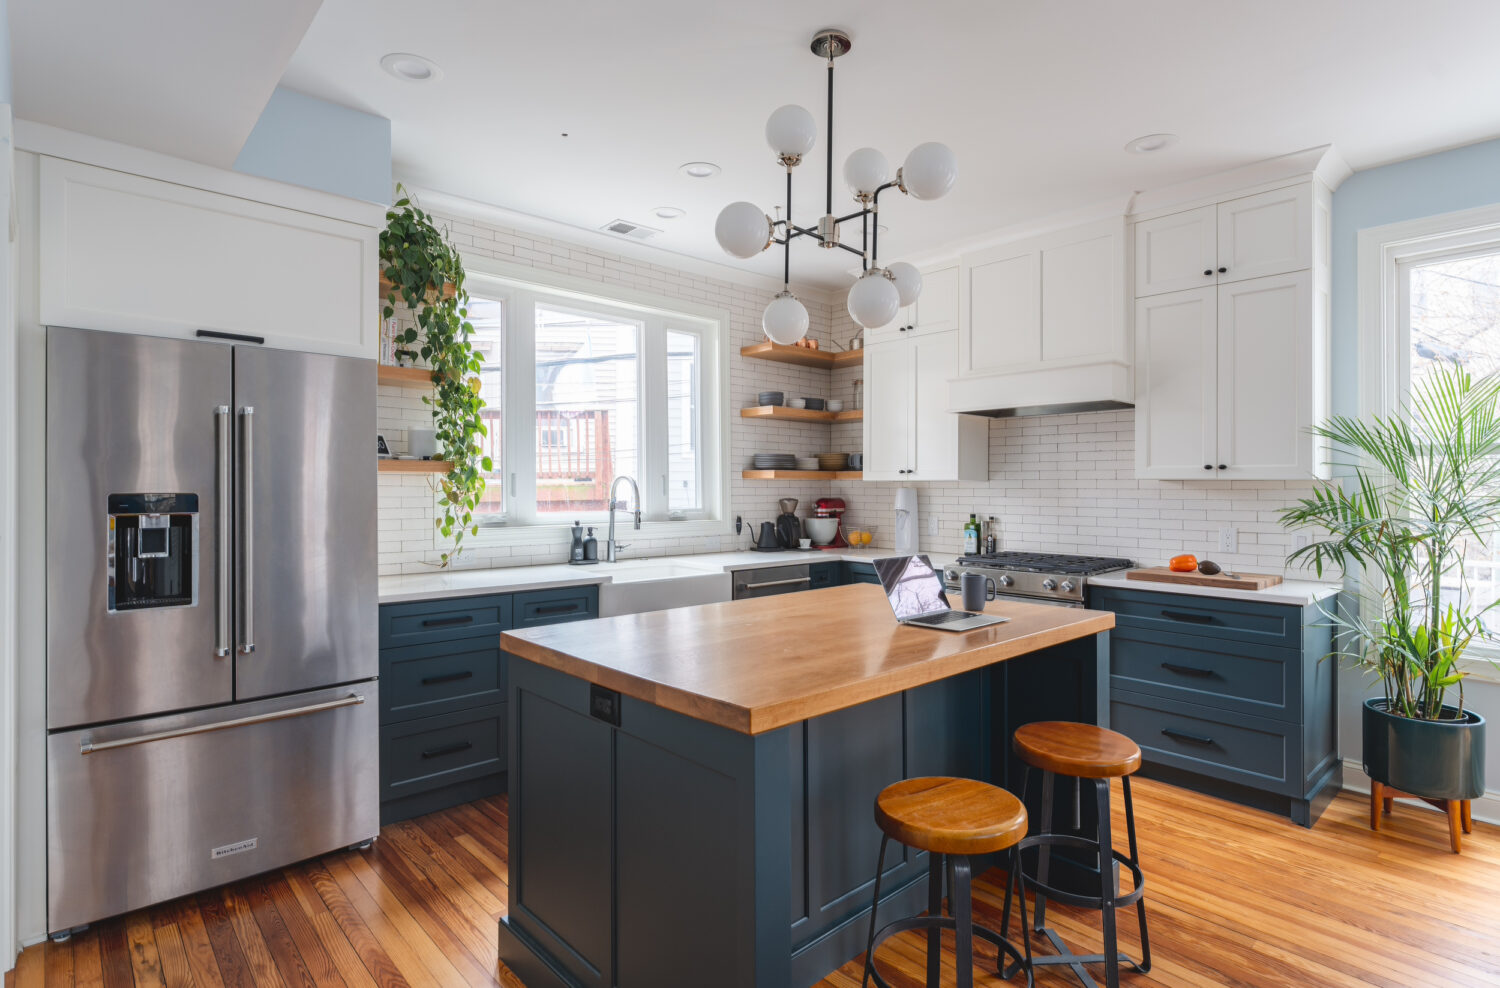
[1088,571,1342,607]
[378,548,948,604]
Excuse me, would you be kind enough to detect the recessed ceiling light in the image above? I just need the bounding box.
[380,52,441,82]
[679,161,721,179]
[653,206,685,220]
[1124,133,1178,154]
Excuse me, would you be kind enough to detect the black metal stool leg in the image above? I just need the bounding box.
[1095,779,1119,988]
[1000,846,1035,986]
[951,856,974,988]
[861,835,890,988]
[927,852,944,987]
[1034,769,1054,932]
[1122,775,1151,973]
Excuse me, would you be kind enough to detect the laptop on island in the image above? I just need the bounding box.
[873,554,1010,632]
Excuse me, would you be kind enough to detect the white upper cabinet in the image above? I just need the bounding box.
[39,157,380,359]
[1134,185,1313,297]
[862,331,988,482]
[1135,288,1217,478]
[1133,205,1217,297]
[1132,177,1330,480]
[865,262,959,345]
[1216,185,1313,284]
[962,246,1038,371]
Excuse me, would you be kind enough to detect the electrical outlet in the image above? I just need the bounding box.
[926,514,939,536]
[1293,533,1310,550]
[1218,526,1238,554]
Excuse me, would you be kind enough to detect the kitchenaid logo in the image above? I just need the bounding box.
[210,837,258,860]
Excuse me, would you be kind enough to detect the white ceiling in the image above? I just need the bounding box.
[8,0,324,168]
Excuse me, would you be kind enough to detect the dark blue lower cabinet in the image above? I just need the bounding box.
[843,561,880,585]
[498,634,1109,988]
[379,704,507,825]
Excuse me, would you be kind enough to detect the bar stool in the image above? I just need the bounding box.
[1004,722,1151,988]
[862,777,1034,988]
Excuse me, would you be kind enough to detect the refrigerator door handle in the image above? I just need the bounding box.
[215,406,232,657]
[78,693,366,754]
[237,406,256,655]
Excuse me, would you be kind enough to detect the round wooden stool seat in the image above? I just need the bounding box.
[873,776,1028,856]
[1013,721,1142,779]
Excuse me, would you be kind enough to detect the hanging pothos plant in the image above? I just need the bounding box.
[380,187,490,566]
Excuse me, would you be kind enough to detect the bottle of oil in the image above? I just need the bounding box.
[962,514,980,555]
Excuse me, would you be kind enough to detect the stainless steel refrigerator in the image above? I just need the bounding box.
[45,326,379,935]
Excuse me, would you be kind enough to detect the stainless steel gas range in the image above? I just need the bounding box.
[944,551,1133,607]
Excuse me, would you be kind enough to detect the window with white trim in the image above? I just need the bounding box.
[462,270,725,534]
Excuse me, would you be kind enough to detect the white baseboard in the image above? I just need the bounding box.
[1340,758,1500,825]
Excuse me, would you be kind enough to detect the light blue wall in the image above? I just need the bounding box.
[233,87,391,204]
[1330,138,1500,416]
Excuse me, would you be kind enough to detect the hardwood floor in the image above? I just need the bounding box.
[10,779,1500,987]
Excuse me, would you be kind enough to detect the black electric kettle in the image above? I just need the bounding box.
[755,521,781,550]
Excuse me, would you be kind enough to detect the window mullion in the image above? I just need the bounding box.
[509,290,539,525]
[640,316,668,519]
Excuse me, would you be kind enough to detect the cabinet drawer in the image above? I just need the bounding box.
[1112,692,1296,796]
[844,562,880,585]
[381,704,506,802]
[1090,587,1300,650]
[809,561,840,589]
[380,594,512,648]
[1111,627,1299,723]
[380,640,504,724]
[513,586,599,628]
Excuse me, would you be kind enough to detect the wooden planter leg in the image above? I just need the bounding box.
[1447,800,1463,854]
[1370,781,1383,831]
[1461,800,1472,835]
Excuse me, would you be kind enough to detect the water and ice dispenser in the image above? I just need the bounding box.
[106,493,199,611]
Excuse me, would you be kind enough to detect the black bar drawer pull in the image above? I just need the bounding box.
[1161,662,1215,678]
[533,603,580,615]
[420,740,474,759]
[1160,609,1215,624]
[421,615,475,628]
[1161,728,1215,746]
[420,670,475,686]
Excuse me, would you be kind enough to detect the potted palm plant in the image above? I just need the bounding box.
[1281,366,1500,845]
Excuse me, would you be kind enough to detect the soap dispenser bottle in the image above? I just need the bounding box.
[569,521,586,564]
[583,526,599,563]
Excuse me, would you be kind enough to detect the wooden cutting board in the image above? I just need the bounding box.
[1126,567,1283,591]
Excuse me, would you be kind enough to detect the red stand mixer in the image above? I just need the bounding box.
[811,497,849,549]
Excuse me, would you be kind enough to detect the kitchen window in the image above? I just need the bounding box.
[462,262,727,537]
[1360,203,1500,667]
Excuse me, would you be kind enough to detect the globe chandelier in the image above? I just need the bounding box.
[714,29,957,344]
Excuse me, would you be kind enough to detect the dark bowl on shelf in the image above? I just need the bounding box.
[803,397,825,411]
[758,391,785,406]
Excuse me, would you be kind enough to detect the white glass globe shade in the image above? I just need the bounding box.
[886,262,923,308]
[765,104,816,158]
[762,293,809,345]
[846,271,901,329]
[901,142,958,200]
[843,147,890,197]
[714,201,771,259]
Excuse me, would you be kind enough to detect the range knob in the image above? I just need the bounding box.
[998,574,1014,587]
[1041,578,1057,591]
[1060,580,1076,593]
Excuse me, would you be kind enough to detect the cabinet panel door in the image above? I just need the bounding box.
[1133,205,1217,297]
[1216,185,1312,284]
[912,264,959,334]
[1041,229,1120,362]
[912,332,960,480]
[861,340,912,480]
[963,248,1038,374]
[1135,288,1217,478]
[1217,272,1313,479]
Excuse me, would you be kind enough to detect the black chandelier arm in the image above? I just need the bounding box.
[835,207,873,225]
[833,242,864,258]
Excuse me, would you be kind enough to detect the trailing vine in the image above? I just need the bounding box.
[380,187,490,566]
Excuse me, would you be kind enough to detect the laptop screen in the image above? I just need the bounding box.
[873,555,952,620]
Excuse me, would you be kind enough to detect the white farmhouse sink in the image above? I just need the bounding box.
[597,559,732,617]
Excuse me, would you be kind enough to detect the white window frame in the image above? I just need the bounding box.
[457,256,732,545]
[1358,200,1500,682]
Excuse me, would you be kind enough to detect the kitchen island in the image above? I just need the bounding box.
[497,583,1114,988]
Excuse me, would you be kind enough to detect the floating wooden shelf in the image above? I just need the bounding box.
[378,459,452,474]
[377,364,439,387]
[740,405,864,423]
[379,274,458,301]
[739,342,863,369]
[741,470,863,480]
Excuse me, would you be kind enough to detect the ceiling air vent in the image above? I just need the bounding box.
[601,219,662,241]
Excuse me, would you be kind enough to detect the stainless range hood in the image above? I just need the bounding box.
[946,361,1134,418]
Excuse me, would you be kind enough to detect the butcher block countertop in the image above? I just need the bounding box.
[501,583,1114,735]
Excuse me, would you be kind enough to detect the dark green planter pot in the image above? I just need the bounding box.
[1362,698,1485,801]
